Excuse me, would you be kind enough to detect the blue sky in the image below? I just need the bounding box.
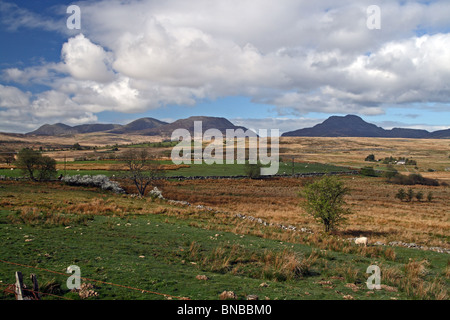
[1,0,449,133]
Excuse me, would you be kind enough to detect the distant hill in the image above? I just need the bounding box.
[385,128,430,139]
[428,129,450,139]
[27,123,79,136]
[26,116,251,137]
[282,115,449,139]
[108,117,167,134]
[25,114,448,139]
[282,115,385,138]
[27,123,122,136]
[139,116,251,137]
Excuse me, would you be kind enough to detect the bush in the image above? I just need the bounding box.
[383,165,399,181]
[406,188,415,202]
[361,166,378,177]
[16,148,57,181]
[244,162,263,179]
[390,173,439,186]
[415,191,424,202]
[395,188,406,202]
[365,154,375,162]
[300,176,352,233]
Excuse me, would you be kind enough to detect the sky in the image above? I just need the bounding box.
[0,0,449,134]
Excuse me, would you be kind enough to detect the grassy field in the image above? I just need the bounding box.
[280,137,450,180]
[0,136,449,301]
[0,180,448,300]
[0,159,350,179]
[161,176,450,249]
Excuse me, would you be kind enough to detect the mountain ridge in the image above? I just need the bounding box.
[23,114,450,139]
[282,115,450,139]
[26,116,251,137]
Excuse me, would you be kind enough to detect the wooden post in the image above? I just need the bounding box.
[14,271,41,300]
[31,274,41,300]
[15,271,24,300]
[292,156,295,176]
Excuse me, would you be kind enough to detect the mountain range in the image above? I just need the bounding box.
[281,115,450,139]
[26,116,249,137]
[24,114,450,139]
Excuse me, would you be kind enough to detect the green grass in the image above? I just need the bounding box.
[0,182,448,300]
[1,161,350,179]
[0,210,402,300]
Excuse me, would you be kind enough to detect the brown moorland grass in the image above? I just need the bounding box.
[279,137,450,174]
[160,176,449,249]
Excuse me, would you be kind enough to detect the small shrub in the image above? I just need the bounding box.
[406,188,415,202]
[395,188,406,202]
[415,191,424,202]
[244,162,263,179]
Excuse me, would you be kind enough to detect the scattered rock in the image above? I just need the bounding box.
[381,284,398,292]
[345,283,359,292]
[196,275,209,281]
[342,294,354,300]
[72,283,99,299]
[148,187,164,199]
[62,175,125,194]
[220,291,238,300]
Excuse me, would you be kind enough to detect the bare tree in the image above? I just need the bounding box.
[16,148,56,181]
[120,149,164,197]
[1,152,15,166]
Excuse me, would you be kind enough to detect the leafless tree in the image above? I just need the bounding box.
[120,148,164,197]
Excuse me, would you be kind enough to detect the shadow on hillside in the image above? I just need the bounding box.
[333,229,394,237]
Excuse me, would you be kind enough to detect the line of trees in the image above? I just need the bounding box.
[395,188,433,202]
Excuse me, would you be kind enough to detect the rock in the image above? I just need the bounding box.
[345,283,359,292]
[219,291,238,300]
[72,283,99,299]
[196,275,209,281]
[381,284,398,292]
[61,175,125,194]
[246,295,259,300]
[149,186,164,199]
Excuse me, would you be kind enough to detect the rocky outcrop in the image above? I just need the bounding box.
[61,174,125,194]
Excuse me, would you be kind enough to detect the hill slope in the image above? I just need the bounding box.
[140,116,251,136]
[108,117,167,134]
